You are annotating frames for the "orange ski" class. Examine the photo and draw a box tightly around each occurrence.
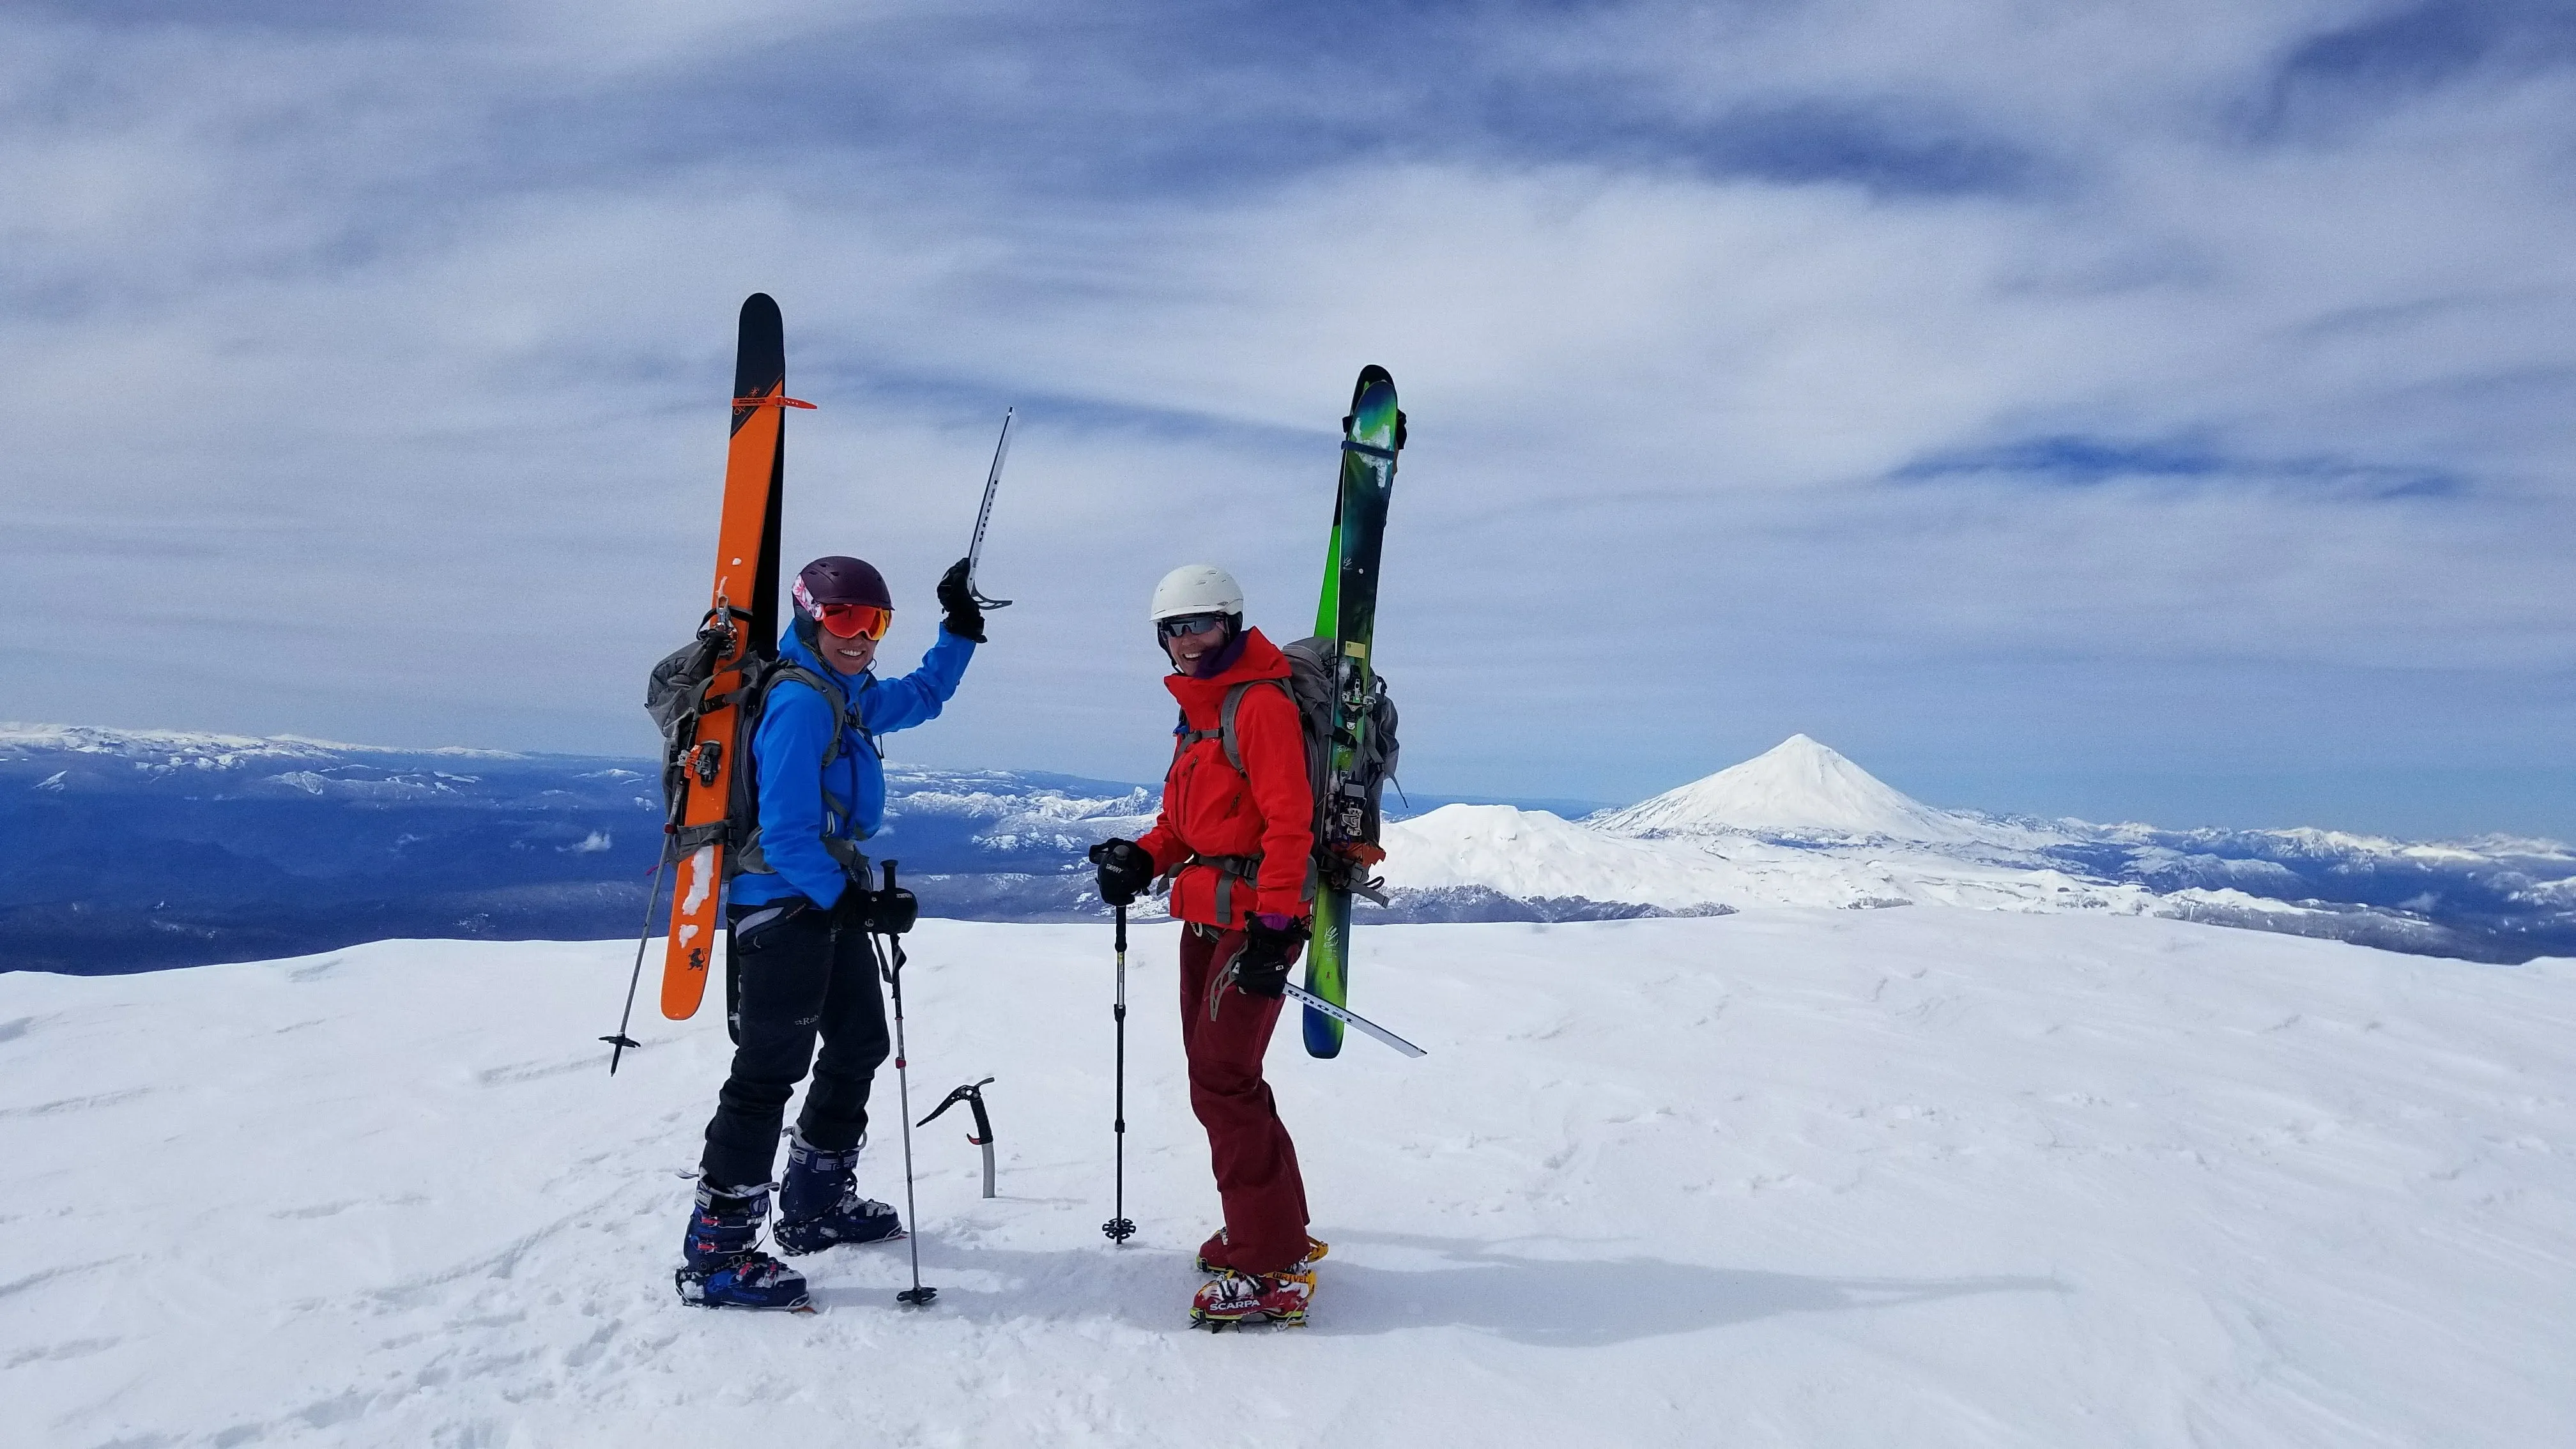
[660,295,797,1020]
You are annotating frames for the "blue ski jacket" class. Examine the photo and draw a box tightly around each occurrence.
[728,624,976,912]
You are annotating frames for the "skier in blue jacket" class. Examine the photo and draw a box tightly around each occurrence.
[677,554,983,1312]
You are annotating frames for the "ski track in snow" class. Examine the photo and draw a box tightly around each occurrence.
[3,916,2572,1446]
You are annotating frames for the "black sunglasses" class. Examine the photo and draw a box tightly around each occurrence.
[1158,613,1230,640]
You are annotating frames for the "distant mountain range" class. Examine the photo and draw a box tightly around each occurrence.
[1385,735,2576,962]
[6,724,2571,972]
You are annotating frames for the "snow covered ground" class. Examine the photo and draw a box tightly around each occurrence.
[6,912,2571,1446]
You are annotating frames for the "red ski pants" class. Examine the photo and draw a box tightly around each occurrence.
[1177,923,1311,1275]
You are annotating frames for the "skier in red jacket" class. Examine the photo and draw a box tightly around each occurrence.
[1090,563,1326,1327]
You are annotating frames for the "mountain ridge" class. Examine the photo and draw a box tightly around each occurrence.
[8,721,2573,970]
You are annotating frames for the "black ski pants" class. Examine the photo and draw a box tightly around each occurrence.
[698,900,889,1190]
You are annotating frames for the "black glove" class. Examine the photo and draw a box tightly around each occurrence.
[1087,838,1155,907]
[937,557,986,643]
[871,885,919,935]
[1229,915,1308,999]
[830,885,917,935]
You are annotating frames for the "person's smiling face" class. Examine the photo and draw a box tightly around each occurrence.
[1161,615,1229,673]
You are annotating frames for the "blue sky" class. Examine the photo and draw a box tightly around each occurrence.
[4,1,2572,838]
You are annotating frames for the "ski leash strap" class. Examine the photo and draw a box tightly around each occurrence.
[964,408,1014,609]
[1282,981,1425,1058]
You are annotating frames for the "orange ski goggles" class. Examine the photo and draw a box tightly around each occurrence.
[816,602,893,640]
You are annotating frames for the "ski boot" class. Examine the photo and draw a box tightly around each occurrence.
[675,1179,811,1312]
[1190,1266,1315,1329]
[772,1129,903,1255]
[1195,1227,1330,1274]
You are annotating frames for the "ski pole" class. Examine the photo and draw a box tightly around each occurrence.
[600,851,668,1074]
[1103,903,1137,1244]
[962,408,1015,610]
[876,859,937,1307]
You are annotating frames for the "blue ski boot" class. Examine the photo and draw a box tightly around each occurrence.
[773,1129,904,1255]
[675,1179,811,1311]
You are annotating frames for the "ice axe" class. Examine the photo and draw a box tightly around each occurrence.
[961,408,1014,610]
[919,1076,997,1199]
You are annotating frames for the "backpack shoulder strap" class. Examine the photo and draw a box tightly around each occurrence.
[762,662,852,767]
[1214,683,1253,772]
[1215,677,1294,774]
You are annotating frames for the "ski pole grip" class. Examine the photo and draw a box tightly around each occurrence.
[1114,903,1126,953]
[882,860,898,894]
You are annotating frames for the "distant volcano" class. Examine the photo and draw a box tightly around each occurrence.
[1589,734,1989,843]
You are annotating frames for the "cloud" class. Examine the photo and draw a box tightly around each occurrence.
[1,0,2571,834]
[2265,0,2576,117]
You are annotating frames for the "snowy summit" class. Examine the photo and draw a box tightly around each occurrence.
[5,915,2573,1445]
[1592,734,1986,843]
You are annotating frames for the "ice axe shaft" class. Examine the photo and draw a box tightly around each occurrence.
[963,408,1013,610]
[1281,981,1426,1058]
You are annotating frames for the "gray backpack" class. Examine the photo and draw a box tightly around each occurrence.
[1175,635,1400,909]
[646,636,872,881]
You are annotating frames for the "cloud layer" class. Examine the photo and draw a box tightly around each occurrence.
[4,1,2571,836]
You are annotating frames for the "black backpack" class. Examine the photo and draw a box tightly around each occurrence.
[1175,635,1400,910]
[646,630,874,882]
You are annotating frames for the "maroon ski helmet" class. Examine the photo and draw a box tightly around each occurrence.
[792,556,893,619]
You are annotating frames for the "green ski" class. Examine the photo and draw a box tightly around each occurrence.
[1305,365,1404,1058]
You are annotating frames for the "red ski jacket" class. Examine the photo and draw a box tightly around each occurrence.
[1137,627,1315,929]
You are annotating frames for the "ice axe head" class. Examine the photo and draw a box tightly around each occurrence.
[917,1075,996,1145]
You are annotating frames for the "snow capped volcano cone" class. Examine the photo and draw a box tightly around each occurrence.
[1593,734,1979,843]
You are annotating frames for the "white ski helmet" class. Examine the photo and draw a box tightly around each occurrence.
[1149,564,1245,623]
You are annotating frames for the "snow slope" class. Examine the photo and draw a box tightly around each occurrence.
[5,914,2570,1446]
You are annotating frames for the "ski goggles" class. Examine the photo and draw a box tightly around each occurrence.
[1157,612,1230,640]
[816,602,893,640]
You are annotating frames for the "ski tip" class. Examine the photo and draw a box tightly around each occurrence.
[1346,365,1399,436]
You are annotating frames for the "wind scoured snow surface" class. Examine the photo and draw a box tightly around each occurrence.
[4,914,2570,1446]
